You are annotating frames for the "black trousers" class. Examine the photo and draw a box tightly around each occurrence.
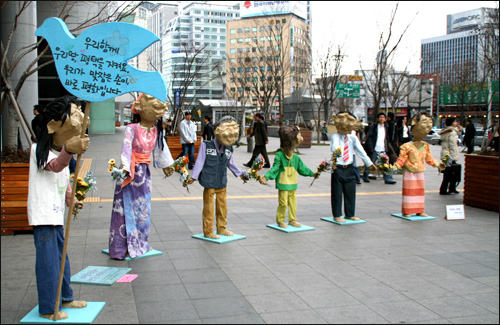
[331,165,356,218]
[440,163,461,194]
[465,139,474,154]
[248,144,270,166]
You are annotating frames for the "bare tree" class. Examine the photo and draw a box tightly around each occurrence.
[1,1,142,147]
[311,41,345,143]
[359,2,416,122]
[165,42,223,135]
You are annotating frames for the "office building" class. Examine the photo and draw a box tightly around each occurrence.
[226,1,311,116]
[161,2,240,107]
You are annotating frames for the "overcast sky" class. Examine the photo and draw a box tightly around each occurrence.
[310,1,498,75]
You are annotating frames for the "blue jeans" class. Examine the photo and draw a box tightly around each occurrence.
[182,143,195,169]
[363,151,394,182]
[33,225,74,315]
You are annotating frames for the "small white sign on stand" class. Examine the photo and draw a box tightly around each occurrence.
[445,204,465,220]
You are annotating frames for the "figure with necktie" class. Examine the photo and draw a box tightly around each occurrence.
[330,112,377,223]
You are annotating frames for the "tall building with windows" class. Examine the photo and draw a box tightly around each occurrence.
[161,2,240,106]
[226,1,311,116]
[149,3,179,72]
[421,7,497,84]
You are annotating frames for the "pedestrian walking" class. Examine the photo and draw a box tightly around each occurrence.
[244,113,271,168]
[180,110,197,169]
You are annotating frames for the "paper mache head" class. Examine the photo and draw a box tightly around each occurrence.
[279,125,303,150]
[411,112,433,141]
[132,94,168,123]
[214,116,239,146]
[332,112,360,135]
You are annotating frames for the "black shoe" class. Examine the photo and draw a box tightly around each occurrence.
[243,163,251,168]
[385,181,397,184]
[263,164,271,168]
[439,192,450,195]
[450,190,459,194]
[356,180,362,184]
[363,179,370,183]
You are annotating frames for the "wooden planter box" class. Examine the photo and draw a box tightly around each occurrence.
[299,130,312,148]
[165,136,202,161]
[464,155,499,212]
[1,163,31,235]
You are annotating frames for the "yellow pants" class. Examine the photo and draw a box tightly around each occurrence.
[277,190,297,223]
[202,187,228,236]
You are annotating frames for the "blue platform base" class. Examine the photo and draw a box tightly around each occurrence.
[101,248,163,261]
[321,217,367,225]
[192,233,246,244]
[392,213,436,221]
[71,266,131,286]
[266,223,315,233]
[20,302,106,324]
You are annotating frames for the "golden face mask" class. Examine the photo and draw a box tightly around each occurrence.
[411,115,433,141]
[215,120,239,146]
[333,113,359,135]
[136,94,167,123]
[48,103,89,148]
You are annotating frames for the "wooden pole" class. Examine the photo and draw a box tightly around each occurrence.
[52,101,90,319]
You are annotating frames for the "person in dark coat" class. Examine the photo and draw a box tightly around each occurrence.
[244,113,271,168]
[202,116,215,141]
[463,119,476,154]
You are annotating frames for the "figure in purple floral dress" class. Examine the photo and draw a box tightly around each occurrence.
[109,94,174,259]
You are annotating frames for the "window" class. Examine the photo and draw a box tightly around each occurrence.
[238,38,243,43]
[220,28,226,33]
[230,78,235,82]
[220,36,226,40]
[252,47,257,53]
[230,68,236,73]
[195,26,202,30]
[245,28,250,33]
[230,39,236,44]
[259,26,265,32]
[230,29,236,34]
[237,28,243,33]
[245,38,250,43]
[220,43,226,48]
[211,35,217,40]
[230,58,236,63]
[252,27,258,32]
[275,35,282,41]
[245,68,250,72]
[230,49,236,53]
[252,37,257,43]
[230,87,236,92]
[195,34,201,38]
[260,37,266,42]
[237,48,243,53]
[244,48,250,53]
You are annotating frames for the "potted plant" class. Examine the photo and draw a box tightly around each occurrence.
[1,146,32,234]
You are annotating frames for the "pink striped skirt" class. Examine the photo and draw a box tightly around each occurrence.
[402,171,425,215]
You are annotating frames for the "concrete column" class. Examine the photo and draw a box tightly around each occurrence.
[1,2,38,148]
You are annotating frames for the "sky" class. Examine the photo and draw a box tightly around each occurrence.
[310,1,498,75]
[158,1,497,75]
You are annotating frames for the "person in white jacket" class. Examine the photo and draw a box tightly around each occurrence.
[439,117,461,194]
[180,111,197,169]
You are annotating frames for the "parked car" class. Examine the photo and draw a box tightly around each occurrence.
[474,130,485,147]
[429,128,462,146]
[424,129,441,144]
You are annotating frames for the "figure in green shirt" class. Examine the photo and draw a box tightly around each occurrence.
[260,125,318,228]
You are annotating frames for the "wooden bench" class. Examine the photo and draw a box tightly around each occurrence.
[166,136,202,162]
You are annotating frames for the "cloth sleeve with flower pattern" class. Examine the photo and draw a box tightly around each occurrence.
[395,142,440,173]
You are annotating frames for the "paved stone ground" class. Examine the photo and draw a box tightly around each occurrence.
[2,127,498,324]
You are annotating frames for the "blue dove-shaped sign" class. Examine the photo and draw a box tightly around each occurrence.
[35,17,167,102]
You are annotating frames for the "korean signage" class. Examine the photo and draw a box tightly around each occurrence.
[335,83,360,98]
[241,1,307,20]
[449,9,482,33]
[439,81,499,105]
[35,17,167,102]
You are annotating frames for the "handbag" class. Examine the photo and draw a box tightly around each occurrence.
[444,163,462,186]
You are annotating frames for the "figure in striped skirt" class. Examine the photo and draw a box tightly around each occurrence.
[393,113,445,217]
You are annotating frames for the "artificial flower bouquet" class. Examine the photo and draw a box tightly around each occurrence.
[70,171,96,220]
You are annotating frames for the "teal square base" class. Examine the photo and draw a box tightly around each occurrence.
[101,248,163,261]
[266,224,315,233]
[71,266,131,286]
[392,213,436,221]
[321,217,367,225]
[20,302,106,324]
[192,233,246,244]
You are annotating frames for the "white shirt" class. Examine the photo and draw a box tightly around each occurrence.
[375,124,386,152]
[27,144,69,226]
[180,119,197,144]
[330,133,373,167]
[403,125,409,138]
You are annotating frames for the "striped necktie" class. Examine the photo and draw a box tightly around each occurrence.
[343,135,349,162]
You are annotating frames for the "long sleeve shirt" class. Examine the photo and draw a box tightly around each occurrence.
[395,142,440,173]
[180,119,197,144]
[330,133,374,167]
[191,138,242,180]
[264,149,314,191]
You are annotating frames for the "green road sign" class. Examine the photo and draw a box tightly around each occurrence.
[336,83,360,98]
